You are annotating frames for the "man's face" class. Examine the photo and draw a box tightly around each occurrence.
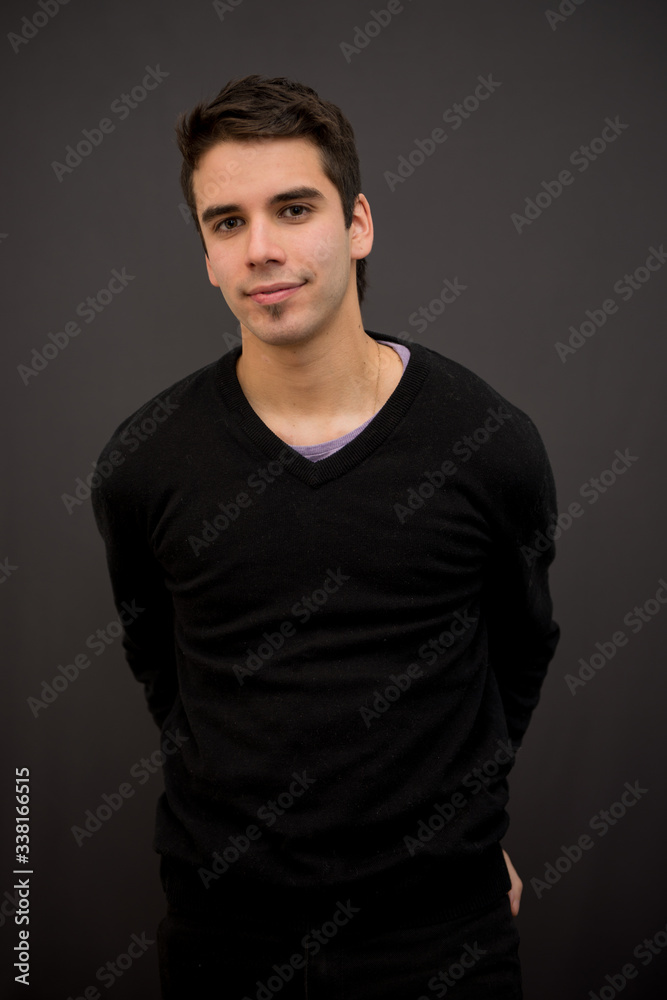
[192,137,371,347]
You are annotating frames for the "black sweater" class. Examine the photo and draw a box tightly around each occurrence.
[92,331,560,920]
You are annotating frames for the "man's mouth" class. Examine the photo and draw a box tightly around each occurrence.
[247,282,305,305]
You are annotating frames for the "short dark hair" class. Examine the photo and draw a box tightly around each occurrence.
[175,74,368,304]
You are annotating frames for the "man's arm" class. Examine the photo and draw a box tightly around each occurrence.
[92,481,179,729]
[483,414,561,750]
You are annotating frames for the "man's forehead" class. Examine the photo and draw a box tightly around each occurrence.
[193,136,329,209]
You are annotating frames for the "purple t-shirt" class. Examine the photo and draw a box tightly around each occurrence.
[290,341,410,462]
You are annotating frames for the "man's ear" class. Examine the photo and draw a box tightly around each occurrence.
[204,252,220,288]
[350,193,374,262]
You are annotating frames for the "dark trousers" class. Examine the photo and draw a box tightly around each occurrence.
[157,885,522,999]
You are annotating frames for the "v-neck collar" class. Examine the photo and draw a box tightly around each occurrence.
[214,331,431,488]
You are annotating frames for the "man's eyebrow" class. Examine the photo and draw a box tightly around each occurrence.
[200,187,325,226]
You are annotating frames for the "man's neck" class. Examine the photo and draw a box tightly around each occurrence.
[235,319,403,446]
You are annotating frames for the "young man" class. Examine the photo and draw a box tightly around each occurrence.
[92,75,560,998]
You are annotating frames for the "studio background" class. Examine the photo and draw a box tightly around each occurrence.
[2,0,666,996]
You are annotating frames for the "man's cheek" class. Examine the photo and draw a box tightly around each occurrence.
[224,290,245,317]
[311,231,339,264]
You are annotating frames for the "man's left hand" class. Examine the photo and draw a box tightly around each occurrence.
[502,849,523,916]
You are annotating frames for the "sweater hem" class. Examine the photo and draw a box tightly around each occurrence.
[158,842,511,928]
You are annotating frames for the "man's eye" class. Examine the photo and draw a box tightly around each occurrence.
[283,205,310,218]
[214,217,241,233]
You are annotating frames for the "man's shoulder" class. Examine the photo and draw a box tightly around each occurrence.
[377,332,554,495]
[375,331,537,429]
[95,355,223,462]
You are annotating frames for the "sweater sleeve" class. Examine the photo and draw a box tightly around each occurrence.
[91,476,179,729]
[482,415,561,749]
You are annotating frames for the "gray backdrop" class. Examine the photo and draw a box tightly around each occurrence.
[2,0,667,996]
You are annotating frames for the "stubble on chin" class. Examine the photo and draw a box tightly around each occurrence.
[264,301,285,321]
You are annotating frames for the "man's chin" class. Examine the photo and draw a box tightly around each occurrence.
[240,317,322,348]
[262,300,287,322]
